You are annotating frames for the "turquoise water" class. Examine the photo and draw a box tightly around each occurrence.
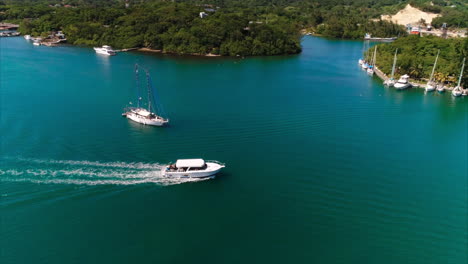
[1,36,466,263]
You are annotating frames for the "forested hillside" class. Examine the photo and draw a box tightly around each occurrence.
[0,0,466,56]
[371,35,467,86]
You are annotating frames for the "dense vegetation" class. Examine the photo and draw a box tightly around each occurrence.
[370,35,467,86]
[0,0,409,56]
[0,0,466,57]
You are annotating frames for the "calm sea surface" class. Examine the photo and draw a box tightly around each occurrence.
[1,36,466,263]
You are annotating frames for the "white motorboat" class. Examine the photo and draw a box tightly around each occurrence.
[394,74,411,90]
[425,50,439,92]
[123,107,168,126]
[162,159,225,178]
[93,45,116,55]
[358,58,364,65]
[361,63,368,70]
[122,64,169,126]
[452,58,465,97]
[24,35,31,40]
[32,42,40,46]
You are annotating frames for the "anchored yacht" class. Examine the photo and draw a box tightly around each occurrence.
[93,45,116,56]
[123,107,168,126]
[394,74,411,90]
[122,64,169,126]
[162,159,225,178]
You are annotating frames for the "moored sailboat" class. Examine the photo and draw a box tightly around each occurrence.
[436,84,445,93]
[122,64,169,126]
[452,58,465,97]
[425,50,440,92]
[367,46,377,75]
[384,49,398,87]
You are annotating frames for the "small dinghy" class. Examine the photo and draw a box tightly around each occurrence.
[162,159,225,178]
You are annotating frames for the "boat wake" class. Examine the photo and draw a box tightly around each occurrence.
[0,157,213,186]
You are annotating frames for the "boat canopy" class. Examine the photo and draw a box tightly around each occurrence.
[176,159,205,168]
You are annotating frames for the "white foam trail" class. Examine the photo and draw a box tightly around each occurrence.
[2,175,213,186]
[0,158,214,186]
[13,157,162,169]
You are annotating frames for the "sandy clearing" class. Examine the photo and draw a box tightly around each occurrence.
[381,4,440,26]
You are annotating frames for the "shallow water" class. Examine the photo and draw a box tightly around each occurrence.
[1,36,466,263]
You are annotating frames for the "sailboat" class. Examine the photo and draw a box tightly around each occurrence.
[358,40,367,65]
[425,50,440,92]
[436,84,445,93]
[384,49,398,87]
[452,58,465,97]
[367,46,377,75]
[122,64,169,126]
[361,41,369,70]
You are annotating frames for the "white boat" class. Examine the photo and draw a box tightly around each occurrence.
[452,58,465,97]
[452,88,462,97]
[367,46,377,76]
[425,50,440,92]
[32,42,40,46]
[425,82,436,92]
[93,45,116,55]
[162,159,225,178]
[436,84,445,93]
[385,49,398,87]
[122,64,169,126]
[24,35,31,40]
[360,41,369,69]
[124,107,168,126]
[394,74,411,90]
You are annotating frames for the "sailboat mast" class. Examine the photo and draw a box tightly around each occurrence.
[457,57,465,87]
[146,70,152,113]
[135,64,140,108]
[429,50,440,82]
[372,46,377,66]
[391,48,398,79]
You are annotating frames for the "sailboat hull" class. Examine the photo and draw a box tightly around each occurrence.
[452,89,462,97]
[425,84,436,92]
[126,112,168,126]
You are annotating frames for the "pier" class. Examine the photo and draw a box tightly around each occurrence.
[372,65,467,95]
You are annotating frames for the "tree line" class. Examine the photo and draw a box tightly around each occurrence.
[369,35,467,86]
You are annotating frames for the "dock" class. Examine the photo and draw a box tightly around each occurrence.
[372,66,467,95]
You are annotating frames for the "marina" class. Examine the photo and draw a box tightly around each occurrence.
[361,47,467,96]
